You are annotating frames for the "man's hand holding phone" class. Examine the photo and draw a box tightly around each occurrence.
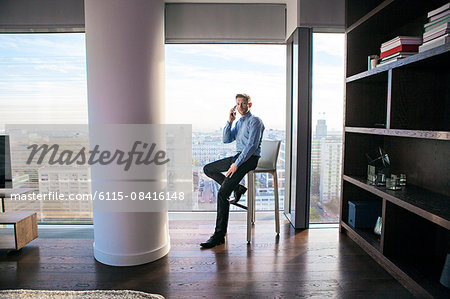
[228,105,237,123]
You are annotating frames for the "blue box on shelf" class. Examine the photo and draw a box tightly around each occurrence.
[348,200,381,229]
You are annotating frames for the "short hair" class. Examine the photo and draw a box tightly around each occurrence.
[236,93,251,103]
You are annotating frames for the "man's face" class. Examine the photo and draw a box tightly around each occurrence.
[236,97,251,116]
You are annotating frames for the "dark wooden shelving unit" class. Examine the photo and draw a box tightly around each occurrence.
[342,1,450,298]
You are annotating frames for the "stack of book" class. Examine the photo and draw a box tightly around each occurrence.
[378,36,422,66]
[419,2,450,52]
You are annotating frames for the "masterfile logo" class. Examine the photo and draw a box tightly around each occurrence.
[26,141,170,171]
[5,124,193,212]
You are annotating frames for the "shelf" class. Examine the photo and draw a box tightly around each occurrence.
[341,221,381,251]
[342,220,447,298]
[387,255,450,299]
[346,42,450,82]
[345,127,450,141]
[343,175,450,229]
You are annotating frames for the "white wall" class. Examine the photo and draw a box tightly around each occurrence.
[286,0,299,38]
[287,0,345,38]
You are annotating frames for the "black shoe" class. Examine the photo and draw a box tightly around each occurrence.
[200,234,225,248]
[230,185,247,204]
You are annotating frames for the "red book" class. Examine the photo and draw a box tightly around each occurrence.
[380,44,419,59]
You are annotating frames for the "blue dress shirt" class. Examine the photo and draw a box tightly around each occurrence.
[223,112,265,167]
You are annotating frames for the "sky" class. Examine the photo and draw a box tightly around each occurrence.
[0,34,88,124]
[0,33,344,131]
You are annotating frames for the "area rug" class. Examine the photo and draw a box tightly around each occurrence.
[0,289,164,299]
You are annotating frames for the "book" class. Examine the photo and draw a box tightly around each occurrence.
[424,16,450,32]
[381,36,422,49]
[423,27,450,43]
[423,22,450,39]
[378,53,415,66]
[427,2,450,18]
[381,39,422,51]
[380,52,416,62]
[419,34,450,52]
[380,44,419,59]
[430,9,450,22]
[378,57,403,66]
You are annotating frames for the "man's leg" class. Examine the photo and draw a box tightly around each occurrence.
[214,156,259,237]
[204,154,247,198]
[203,156,234,185]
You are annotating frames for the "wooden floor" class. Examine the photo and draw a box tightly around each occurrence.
[0,219,414,298]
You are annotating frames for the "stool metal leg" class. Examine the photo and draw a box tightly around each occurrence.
[247,172,254,243]
[273,171,280,235]
[251,172,256,224]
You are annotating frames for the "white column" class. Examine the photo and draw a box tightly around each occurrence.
[84,0,169,266]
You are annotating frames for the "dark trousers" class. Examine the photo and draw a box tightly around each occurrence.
[203,154,259,236]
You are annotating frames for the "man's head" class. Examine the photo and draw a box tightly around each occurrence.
[235,93,252,116]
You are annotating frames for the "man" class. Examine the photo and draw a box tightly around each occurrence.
[201,93,265,248]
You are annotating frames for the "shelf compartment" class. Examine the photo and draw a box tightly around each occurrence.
[344,175,450,229]
[346,0,387,30]
[343,222,382,252]
[341,219,444,299]
[341,180,383,251]
[384,137,450,197]
[383,201,450,299]
[346,0,449,77]
[344,133,450,197]
[347,43,450,83]
[343,132,385,177]
[390,56,450,131]
[345,72,388,128]
[345,127,450,141]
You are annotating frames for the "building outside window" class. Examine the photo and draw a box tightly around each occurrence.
[309,33,345,223]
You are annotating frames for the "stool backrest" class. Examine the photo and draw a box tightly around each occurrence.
[256,140,281,170]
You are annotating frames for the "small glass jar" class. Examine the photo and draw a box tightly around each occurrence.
[368,55,379,70]
[399,174,407,186]
[386,175,401,190]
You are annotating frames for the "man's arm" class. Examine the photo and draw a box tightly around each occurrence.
[223,106,238,143]
[234,117,264,167]
[223,121,236,143]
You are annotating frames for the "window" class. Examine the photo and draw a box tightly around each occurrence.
[309,33,345,223]
[0,34,90,223]
[1,37,287,221]
[165,44,286,211]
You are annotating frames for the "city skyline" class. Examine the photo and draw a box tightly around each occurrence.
[7,119,341,223]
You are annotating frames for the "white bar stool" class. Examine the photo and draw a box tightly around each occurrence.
[246,140,281,243]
